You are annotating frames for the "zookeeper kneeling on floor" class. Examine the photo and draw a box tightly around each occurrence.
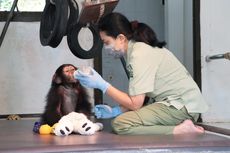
[74,12,209,135]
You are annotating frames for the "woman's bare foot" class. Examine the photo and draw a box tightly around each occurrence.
[195,125,204,131]
[173,119,205,135]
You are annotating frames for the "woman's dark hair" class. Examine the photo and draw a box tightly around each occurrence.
[98,12,166,48]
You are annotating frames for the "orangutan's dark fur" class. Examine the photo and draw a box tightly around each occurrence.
[41,64,91,126]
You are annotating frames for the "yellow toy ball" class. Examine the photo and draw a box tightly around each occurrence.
[39,124,52,135]
[51,123,58,134]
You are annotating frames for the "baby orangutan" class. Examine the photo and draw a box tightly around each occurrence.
[41,64,92,126]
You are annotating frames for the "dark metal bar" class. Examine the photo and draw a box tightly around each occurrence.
[208,54,224,59]
[193,0,202,89]
[0,12,42,22]
[197,123,230,136]
[0,0,18,47]
[206,52,230,62]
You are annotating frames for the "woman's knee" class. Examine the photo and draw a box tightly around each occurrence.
[111,112,142,135]
[111,115,128,134]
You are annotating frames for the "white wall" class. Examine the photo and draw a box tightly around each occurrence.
[200,0,230,122]
[164,0,193,76]
[0,22,93,115]
[164,0,184,63]
[0,0,96,115]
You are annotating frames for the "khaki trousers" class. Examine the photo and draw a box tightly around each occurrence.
[112,103,199,135]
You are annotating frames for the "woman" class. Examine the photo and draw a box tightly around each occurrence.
[75,12,209,135]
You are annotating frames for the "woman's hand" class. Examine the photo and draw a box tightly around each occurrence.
[74,67,110,93]
[94,104,122,119]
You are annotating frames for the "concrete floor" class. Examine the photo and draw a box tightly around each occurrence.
[0,118,230,153]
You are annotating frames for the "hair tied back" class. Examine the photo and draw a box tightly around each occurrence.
[131,20,139,31]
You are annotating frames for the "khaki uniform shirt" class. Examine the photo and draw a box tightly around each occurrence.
[126,41,209,113]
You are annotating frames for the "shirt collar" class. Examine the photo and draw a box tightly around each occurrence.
[127,40,135,57]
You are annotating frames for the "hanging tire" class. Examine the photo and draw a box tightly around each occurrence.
[67,0,79,32]
[40,0,68,48]
[67,23,103,59]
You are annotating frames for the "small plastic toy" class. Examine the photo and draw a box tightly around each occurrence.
[33,121,42,133]
[39,124,52,135]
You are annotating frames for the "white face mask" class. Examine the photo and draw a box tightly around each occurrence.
[104,44,125,58]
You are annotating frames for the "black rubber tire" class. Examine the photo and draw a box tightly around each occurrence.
[67,0,79,33]
[67,23,103,59]
[40,0,68,48]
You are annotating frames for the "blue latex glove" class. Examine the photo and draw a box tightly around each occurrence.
[94,104,122,119]
[74,67,110,94]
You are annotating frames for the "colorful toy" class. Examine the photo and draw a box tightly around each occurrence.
[7,114,21,120]
[33,121,42,133]
[53,112,103,136]
[39,124,52,135]
[33,121,58,135]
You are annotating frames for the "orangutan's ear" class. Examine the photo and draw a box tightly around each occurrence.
[52,73,62,84]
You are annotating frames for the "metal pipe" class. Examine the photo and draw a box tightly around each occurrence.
[205,52,230,62]
[0,0,18,47]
